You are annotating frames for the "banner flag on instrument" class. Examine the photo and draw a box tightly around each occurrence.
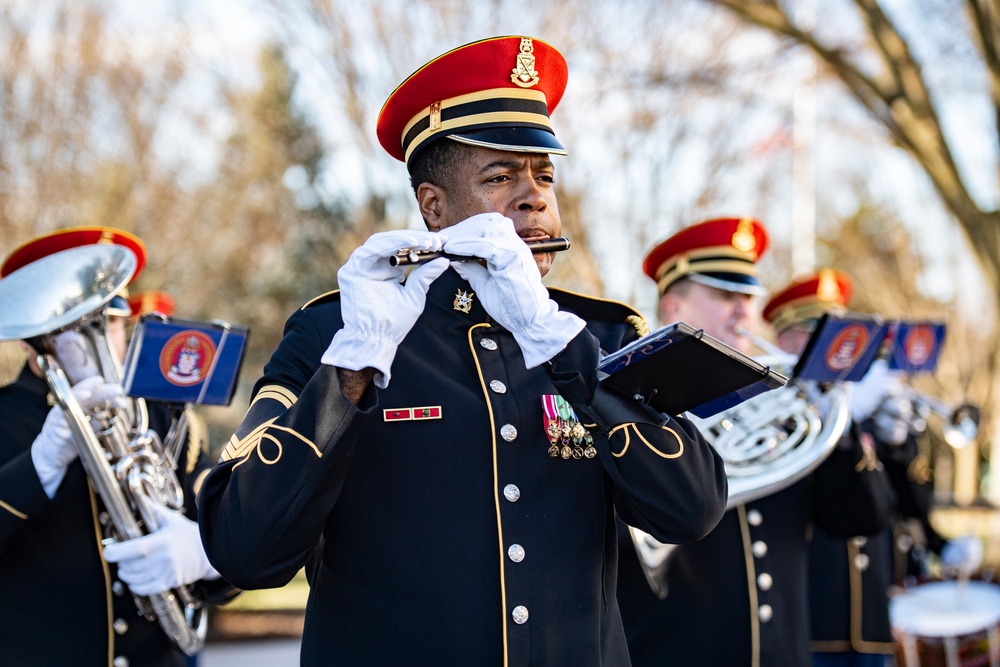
[122,315,249,406]
[597,321,787,417]
[886,321,946,374]
[793,313,889,383]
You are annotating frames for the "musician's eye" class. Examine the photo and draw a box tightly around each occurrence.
[486,174,510,183]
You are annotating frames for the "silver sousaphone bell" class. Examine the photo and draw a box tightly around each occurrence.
[0,243,136,342]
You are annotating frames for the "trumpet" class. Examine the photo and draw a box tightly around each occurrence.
[877,386,980,449]
[389,237,571,266]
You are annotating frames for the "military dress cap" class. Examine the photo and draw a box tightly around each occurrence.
[128,290,175,318]
[376,36,568,167]
[763,268,852,334]
[643,217,769,296]
[1,226,147,317]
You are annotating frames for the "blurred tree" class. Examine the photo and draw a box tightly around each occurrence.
[709,0,1000,501]
[265,0,801,313]
[818,201,989,500]
[0,2,205,381]
[155,44,350,370]
[0,4,356,447]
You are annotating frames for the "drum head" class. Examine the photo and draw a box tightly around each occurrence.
[890,581,1000,638]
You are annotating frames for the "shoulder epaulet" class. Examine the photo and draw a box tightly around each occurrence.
[300,290,341,311]
[549,287,650,337]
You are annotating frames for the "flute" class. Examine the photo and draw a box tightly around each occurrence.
[389,237,571,267]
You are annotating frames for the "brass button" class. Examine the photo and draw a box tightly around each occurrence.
[113,618,129,635]
[759,604,773,623]
[752,540,768,558]
[503,484,520,502]
[512,605,529,624]
[113,658,130,667]
[490,380,507,394]
[501,424,517,442]
[508,544,525,562]
[757,573,773,591]
[747,509,763,526]
[854,553,870,572]
[852,536,868,547]
[480,338,498,351]
[111,581,126,596]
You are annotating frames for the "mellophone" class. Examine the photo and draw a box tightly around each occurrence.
[389,237,571,266]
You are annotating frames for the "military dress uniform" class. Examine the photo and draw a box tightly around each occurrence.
[771,270,897,664]
[807,422,952,659]
[0,227,236,667]
[618,430,891,667]
[0,367,234,667]
[617,237,892,667]
[808,474,897,658]
[198,267,727,666]
[879,429,948,580]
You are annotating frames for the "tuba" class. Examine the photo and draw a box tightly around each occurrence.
[0,244,207,655]
[629,331,850,598]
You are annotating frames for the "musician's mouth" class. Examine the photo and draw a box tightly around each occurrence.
[516,226,554,243]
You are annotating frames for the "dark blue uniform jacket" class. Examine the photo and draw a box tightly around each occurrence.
[198,268,728,667]
[0,366,235,667]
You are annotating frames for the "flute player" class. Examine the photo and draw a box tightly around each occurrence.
[197,35,727,666]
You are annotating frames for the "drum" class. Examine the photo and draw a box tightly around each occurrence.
[890,580,1000,667]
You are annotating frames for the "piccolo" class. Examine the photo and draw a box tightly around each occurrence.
[389,237,571,267]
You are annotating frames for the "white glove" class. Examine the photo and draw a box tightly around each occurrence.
[850,359,901,423]
[941,535,983,577]
[52,330,101,385]
[440,213,585,368]
[321,230,450,388]
[103,503,221,596]
[31,376,126,498]
[871,393,914,445]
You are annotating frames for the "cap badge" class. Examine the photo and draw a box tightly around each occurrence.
[731,217,757,253]
[817,269,841,302]
[511,38,540,88]
[454,289,475,313]
[429,100,442,131]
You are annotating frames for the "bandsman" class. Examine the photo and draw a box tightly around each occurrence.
[196,36,728,666]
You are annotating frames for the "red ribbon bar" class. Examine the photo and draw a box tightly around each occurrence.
[383,408,413,421]
[412,406,442,420]
[383,406,442,422]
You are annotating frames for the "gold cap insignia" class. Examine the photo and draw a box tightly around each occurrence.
[429,100,442,130]
[511,38,540,88]
[731,218,757,253]
[817,269,841,302]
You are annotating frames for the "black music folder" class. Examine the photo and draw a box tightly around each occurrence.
[597,321,786,418]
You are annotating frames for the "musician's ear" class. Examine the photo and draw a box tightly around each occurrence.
[417,183,447,231]
[658,291,682,324]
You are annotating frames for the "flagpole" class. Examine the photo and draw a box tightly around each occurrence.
[791,0,817,277]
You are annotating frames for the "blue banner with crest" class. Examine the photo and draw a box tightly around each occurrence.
[793,314,889,383]
[122,315,249,406]
[886,321,946,374]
